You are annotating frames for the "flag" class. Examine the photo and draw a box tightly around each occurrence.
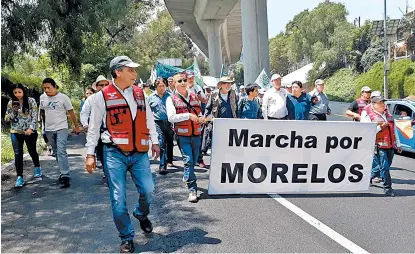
[193,56,204,88]
[150,67,157,84]
[220,64,229,77]
[254,69,271,89]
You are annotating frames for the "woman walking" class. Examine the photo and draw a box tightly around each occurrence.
[5,83,42,187]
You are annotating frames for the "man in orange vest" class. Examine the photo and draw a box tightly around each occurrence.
[361,91,402,197]
[166,72,205,203]
[85,56,160,253]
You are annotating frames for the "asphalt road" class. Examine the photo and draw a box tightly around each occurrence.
[2,101,415,253]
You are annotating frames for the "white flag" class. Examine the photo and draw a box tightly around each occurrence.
[254,69,271,89]
[150,68,157,84]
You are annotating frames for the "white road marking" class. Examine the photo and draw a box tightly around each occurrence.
[269,194,369,254]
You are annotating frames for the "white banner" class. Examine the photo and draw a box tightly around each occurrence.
[208,119,377,195]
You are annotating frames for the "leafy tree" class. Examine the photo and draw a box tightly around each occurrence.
[269,33,290,75]
[361,38,384,72]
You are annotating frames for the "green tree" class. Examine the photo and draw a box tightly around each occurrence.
[361,38,384,72]
[269,33,290,75]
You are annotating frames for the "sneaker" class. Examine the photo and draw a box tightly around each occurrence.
[119,240,134,253]
[58,174,71,188]
[159,168,168,175]
[33,167,42,178]
[384,188,395,197]
[206,149,211,155]
[188,191,198,203]
[167,162,174,167]
[133,211,153,233]
[373,177,382,183]
[15,176,24,188]
[199,161,207,168]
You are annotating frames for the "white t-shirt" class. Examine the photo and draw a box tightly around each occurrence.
[39,92,73,131]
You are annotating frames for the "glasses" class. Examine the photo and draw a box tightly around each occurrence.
[176,79,187,84]
[97,83,108,87]
[363,91,371,94]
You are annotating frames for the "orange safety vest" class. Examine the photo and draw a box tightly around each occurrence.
[356,98,369,115]
[171,92,202,136]
[364,104,396,149]
[102,84,150,152]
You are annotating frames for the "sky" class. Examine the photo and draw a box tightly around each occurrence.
[267,0,414,38]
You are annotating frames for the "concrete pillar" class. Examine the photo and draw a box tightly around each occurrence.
[241,0,269,85]
[206,20,223,77]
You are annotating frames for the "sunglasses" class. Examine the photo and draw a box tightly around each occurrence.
[97,83,108,87]
[177,79,187,84]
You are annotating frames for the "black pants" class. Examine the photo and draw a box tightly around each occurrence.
[309,113,327,121]
[11,132,40,177]
[268,116,288,120]
[155,120,174,168]
[96,138,104,163]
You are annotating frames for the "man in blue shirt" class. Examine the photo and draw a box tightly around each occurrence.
[237,83,262,119]
[148,77,174,174]
[286,81,315,120]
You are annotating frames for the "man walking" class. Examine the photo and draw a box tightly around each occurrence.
[148,77,175,175]
[80,75,110,166]
[262,74,288,120]
[309,79,331,120]
[85,56,160,253]
[361,91,402,196]
[166,72,205,202]
[204,76,238,119]
[346,86,372,121]
[286,81,315,120]
[39,78,80,188]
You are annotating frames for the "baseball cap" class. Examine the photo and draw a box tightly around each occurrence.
[259,88,266,94]
[110,56,140,70]
[167,77,173,81]
[271,74,281,81]
[370,91,385,102]
[361,86,372,92]
[286,83,292,88]
[185,70,195,77]
[315,79,325,85]
[240,85,245,89]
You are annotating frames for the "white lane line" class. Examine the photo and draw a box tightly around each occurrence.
[269,194,369,254]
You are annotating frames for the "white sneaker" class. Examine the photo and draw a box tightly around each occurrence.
[188,191,198,203]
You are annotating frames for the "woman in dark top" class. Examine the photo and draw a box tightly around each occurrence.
[286,81,316,120]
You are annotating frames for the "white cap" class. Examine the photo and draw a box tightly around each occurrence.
[271,74,281,81]
[361,86,372,92]
[259,88,266,94]
[240,85,245,89]
[315,79,325,85]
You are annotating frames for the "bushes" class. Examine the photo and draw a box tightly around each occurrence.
[355,59,415,98]
[325,68,357,102]
[325,59,415,102]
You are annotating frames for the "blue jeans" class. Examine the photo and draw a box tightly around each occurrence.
[371,148,394,189]
[177,135,201,192]
[103,145,155,241]
[45,129,70,175]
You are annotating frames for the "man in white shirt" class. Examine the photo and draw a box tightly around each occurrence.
[166,72,206,203]
[262,74,288,120]
[85,56,160,253]
[80,75,109,128]
[39,78,80,188]
[80,75,109,168]
[361,91,402,197]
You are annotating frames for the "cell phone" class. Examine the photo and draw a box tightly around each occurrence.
[12,101,20,107]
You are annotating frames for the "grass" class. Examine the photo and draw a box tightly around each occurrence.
[1,128,48,165]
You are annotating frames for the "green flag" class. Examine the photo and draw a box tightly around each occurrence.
[193,57,204,88]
